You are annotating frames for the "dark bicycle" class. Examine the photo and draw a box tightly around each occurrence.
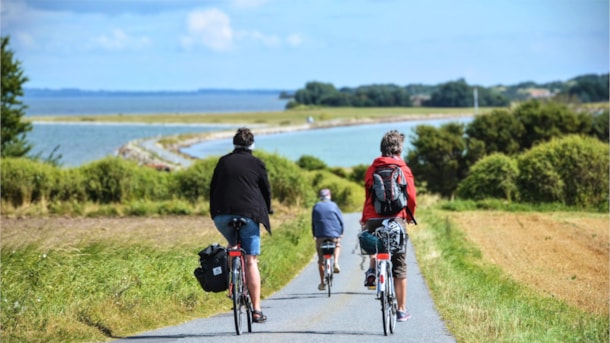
[227,217,253,335]
[320,240,336,297]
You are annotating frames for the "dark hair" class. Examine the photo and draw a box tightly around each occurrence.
[380,130,404,156]
[233,127,254,147]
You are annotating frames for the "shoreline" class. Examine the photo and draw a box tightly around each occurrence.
[118,112,475,169]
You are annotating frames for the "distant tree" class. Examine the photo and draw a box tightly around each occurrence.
[406,122,470,198]
[466,109,524,155]
[424,79,472,107]
[513,99,592,149]
[566,73,609,103]
[294,81,338,105]
[1,36,32,157]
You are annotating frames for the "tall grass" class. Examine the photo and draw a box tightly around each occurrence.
[1,211,313,343]
[410,209,609,343]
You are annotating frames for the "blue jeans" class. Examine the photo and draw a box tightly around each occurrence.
[213,214,261,256]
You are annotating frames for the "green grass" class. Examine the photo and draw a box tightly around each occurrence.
[25,106,481,126]
[410,209,609,343]
[439,198,608,213]
[0,211,313,343]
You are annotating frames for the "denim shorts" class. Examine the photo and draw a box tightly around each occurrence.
[213,214,261,256]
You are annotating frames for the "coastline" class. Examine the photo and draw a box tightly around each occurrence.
[117,112,474,169]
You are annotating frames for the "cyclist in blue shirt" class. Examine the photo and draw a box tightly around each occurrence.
[312,188,344,291]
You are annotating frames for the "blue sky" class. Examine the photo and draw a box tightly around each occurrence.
[1,0,608,91]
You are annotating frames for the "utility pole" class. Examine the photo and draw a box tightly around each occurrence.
[473,87,479,115]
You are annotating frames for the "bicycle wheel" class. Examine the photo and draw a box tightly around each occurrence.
[380,288,389,336]
[326,257,333,297]
[245,291,253,332]
[232,257,244,335]
[387,273,396,334]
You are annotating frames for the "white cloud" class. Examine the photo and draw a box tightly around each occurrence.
[94,28,150,51]
[181,8,233,52]
[287,33,303,47]
[231,0,270,9]
[236,30,280,47]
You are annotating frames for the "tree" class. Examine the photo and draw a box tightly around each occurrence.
[1,36,32,157]
[406,122,470,198]
[465,109,525,155]
[513,99,592,149]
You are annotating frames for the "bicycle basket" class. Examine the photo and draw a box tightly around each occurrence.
[376,219,407,254]
[320,240,336,255]
[358,231,386,255]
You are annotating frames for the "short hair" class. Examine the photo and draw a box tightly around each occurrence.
[380,130,404,157]
[233,127,254,147]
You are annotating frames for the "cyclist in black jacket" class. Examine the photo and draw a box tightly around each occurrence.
[210,127,272,323]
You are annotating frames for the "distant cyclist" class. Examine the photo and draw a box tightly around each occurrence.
[312,188,344,291]
[360,130,417,322]
[210,127,272,323]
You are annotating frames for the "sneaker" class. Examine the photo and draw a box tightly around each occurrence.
[364,268,375,287]
[333,264,341,273]
[397,310,411,322]
[318,283,326,291]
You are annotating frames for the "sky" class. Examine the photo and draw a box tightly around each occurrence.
[1,0,608,91]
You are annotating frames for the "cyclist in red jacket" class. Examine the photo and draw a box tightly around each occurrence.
[360,130,416,322]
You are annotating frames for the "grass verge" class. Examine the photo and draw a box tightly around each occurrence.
[410,209,609,343]
[1,210,313,343]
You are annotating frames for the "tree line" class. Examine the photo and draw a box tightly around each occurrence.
[405,99,609,208]
[286,74,609,108]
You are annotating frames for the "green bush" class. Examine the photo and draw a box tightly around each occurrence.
[256,151,314,207]
[80,157,140,204]
[0,157,58,206]
[296,154,327,171]
[51,168,87,202]
[456,153,519,201]
[171,158,218,203]
[517,135,609,208]
[308,169,364,212]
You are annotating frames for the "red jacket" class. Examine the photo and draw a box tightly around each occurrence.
[360,156,417,224]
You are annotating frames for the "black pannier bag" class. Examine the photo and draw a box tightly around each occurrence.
[194,243,229,293]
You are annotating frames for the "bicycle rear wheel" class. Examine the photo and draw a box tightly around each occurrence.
[245,290,253,332]
[232,257,244,335]
[380,289,389,336]
[325,257,333,297]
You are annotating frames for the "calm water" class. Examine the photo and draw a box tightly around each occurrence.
[30,122,238,167]
[24,92,472,167]
[182,117,473,167]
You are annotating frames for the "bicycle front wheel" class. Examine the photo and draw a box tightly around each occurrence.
[387,273,396,334]
[232,257,244,335]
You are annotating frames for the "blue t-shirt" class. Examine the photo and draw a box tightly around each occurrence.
[312,200,344,238]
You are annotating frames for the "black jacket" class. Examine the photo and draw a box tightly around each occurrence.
[209,148,272,234]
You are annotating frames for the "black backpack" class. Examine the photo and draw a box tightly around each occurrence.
[371,164,408,215]
[194,243,229,293]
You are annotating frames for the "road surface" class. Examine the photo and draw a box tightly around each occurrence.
[112,213,456,342]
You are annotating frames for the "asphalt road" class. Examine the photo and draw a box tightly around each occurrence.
[112,213,456,342]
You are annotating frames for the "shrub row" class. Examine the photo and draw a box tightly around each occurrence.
[456,135,609,209]
[1,151,364,213]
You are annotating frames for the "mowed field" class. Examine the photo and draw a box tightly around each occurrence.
[442,211,609,316]
[3,210,607,318]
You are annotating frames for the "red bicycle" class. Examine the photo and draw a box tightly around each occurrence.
[227,217,253,335]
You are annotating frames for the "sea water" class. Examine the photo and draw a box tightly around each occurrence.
[181,117,473,167]
[23,91,472,167]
